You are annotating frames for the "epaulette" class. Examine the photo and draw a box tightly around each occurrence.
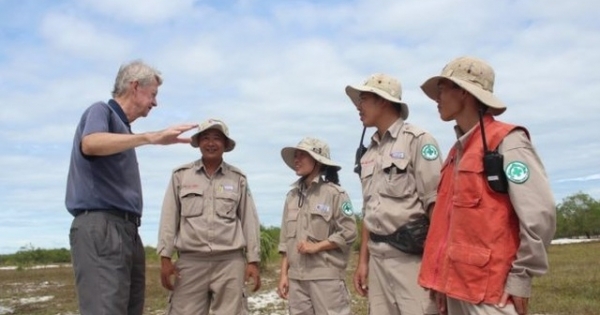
[402,123,427,138]
[325,181,346,194]
[224,163,247,178]
[172,161,195,173]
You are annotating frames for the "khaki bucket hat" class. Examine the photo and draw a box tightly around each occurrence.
[190,118,236,152]
[421,56,507,115]
[281,137,341,171]
[345,73,409,120]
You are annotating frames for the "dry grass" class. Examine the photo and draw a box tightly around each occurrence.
[528,241,600,315]
[0,265,78,314]
[1,242,598,314]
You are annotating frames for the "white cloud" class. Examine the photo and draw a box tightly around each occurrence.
[40,12,133,60]
[77,0,197,24]
[557,174,600,183]
[0,72,111,125]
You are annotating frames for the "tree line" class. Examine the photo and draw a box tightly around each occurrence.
[555,192,600,239]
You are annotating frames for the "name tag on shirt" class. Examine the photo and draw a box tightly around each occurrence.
[316,204,330,213]
[390,151,405,159]
[220,184,235,192]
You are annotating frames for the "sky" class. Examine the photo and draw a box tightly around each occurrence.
[0,0,599,254]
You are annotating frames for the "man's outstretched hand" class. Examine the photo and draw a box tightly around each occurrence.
[150,124,198,145]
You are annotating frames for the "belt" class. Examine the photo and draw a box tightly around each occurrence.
[79,209,141,227]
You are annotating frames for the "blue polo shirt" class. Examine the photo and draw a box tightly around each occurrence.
[65,100,143,217]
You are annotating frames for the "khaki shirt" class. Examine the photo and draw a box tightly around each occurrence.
[157,160,261,263]
[278,177,357,280]
[360,118,443,256]
[454,125,556,297]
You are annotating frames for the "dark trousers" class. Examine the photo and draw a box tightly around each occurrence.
[69,211,145,315]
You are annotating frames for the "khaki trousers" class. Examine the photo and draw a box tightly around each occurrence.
[167,252,247,315]
[446,296,518,315]
[288,279,352,315]
[368,252,437,315]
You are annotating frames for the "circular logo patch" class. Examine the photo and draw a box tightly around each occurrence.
[341,201,354,217]
[421,144,439,161]
[505,161,529,184]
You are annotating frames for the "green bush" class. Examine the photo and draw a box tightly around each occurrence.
[145,246,160,263]
[259,225,280,270]
[556,192,600,239]
[0,244,71,267]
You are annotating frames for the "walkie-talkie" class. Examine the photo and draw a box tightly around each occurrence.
[479,107,508,193]
[354,127,368,175]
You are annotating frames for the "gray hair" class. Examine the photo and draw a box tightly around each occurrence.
[111,60,163,98]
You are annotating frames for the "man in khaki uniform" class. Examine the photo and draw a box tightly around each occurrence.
[277,137,357,315]
[418,56,556,315]
[347,74,442,315]
[157,118,261,315]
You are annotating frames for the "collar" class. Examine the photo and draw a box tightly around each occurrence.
[291,174,323,190]
[292,176,324,209]
[454,114,496,149]
[372,117,405,144]
[107,99,131,131]
[194,159,225,175]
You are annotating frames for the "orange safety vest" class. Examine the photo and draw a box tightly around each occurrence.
[418,115,529,304]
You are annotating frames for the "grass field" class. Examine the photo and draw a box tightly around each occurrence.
[1,241,599,315]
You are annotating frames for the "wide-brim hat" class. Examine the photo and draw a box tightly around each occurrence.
[190,118,236,152]
[421,56,506,115]
[281,137,341,171]
[345,73,409,120]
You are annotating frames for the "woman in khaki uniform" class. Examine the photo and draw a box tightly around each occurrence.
[277,137,358,315]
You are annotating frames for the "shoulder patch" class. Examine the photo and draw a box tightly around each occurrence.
[341,201,354,217]
[505,161,529,184]
[421,144,439,161]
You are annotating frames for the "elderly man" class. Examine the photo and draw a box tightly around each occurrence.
[66,59,197,315]
[158,118,261,315]
[418,56,556,315]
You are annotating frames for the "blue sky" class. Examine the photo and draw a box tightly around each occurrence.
[1,0,599,254]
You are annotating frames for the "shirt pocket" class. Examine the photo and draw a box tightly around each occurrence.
[308,206,333,241]
[215,190,239,221]
[453,154,483,208]
[380,158,414,198]
[179,187,204,217]
[285,208,300,238]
